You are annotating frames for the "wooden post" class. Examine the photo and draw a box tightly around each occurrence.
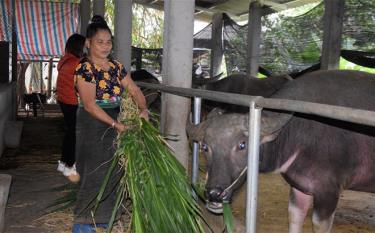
[114,0,132,70]
[11,0,16,83]
[210,13,223,77]
[93,0,105,17]
[47,58,53,98]
[321,0,344,70]
[246,2,262,77]
[39,62,44,94]
[11,0,17,119]
[80,0,91,35]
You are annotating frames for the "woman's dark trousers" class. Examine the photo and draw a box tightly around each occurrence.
[59,101,78,167]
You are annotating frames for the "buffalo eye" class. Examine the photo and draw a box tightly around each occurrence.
[238,141,246,150]
[201,143,209,152]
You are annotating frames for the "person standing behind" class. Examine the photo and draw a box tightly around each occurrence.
[56,33,86,182]
[72,15,148,232]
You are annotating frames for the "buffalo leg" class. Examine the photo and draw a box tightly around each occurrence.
[312,212,335,233]
[311,192,339,233]
[288,187,312,233]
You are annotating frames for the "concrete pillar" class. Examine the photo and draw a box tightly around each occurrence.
[161,0,195,169]
[210,13,223,77]
[80,0,91,35]
[93,0,105,17]
[114,0,132,70]
[246,2,262,77]
[321,0,344,70]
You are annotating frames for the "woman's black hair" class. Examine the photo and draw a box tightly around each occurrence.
[65,33,86,58]
[86,15,112,39]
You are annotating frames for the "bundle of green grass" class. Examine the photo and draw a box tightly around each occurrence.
[95,93,205,233]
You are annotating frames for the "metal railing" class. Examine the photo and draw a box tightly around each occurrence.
[136,81,375,233]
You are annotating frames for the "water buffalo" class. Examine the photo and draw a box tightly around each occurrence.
[200,73,292,113]
[131,69,160,109]
[187,70,375,233]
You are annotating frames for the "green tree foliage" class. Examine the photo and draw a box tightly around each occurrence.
[105,1,163,49]
[132,4,163,48]
[342,0,375,52]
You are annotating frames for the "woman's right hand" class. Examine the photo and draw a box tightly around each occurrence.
[113,121,128,133]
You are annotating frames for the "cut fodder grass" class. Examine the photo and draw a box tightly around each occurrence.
[94,93,206,233]
[33,208,74,233]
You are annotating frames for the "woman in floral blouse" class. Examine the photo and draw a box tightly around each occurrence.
[72,15,148,233]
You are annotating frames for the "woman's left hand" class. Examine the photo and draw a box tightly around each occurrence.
[139,109,149,121]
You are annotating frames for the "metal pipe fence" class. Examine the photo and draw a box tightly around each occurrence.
[136,81,375,233]
[137,82,375,127]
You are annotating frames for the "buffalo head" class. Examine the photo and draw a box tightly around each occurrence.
[187,110,291,213]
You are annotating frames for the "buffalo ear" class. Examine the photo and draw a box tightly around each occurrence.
[186,119,207,142]
[261,131,280,144]
[261,110,293,136]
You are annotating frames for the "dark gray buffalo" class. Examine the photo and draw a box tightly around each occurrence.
[187,70,375,233]
[201,73,292,113]
[131,69,160,109]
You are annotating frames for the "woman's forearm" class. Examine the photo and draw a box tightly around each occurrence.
[131,86,147,111]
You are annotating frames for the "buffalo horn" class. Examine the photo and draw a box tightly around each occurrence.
[192,72,223,86]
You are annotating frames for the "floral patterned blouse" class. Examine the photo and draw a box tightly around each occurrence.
[74,57,127,108]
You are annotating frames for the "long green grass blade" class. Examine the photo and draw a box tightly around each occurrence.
[93,155,119,214]
[223,203,234,233]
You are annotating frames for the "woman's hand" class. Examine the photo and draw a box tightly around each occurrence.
[139,109,149,121]
[113,121,131,133]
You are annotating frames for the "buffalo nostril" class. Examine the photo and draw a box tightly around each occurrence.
[206,188,224,202]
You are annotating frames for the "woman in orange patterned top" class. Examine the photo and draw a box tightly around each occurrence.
[56,33,85,180]
[72,15,148,233]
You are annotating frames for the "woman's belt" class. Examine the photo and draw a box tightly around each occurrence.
[78,100,120,109]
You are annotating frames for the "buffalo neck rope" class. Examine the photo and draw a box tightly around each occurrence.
[221,166,248,201]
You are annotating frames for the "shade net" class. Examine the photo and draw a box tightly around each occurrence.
[193,0,375,75]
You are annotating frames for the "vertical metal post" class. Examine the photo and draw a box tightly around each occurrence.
[192,97,202,184]
[246,101,261,233]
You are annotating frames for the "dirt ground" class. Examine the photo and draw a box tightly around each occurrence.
[229,175,375,233]
[1,105,375,233]
[0,106,74,233]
